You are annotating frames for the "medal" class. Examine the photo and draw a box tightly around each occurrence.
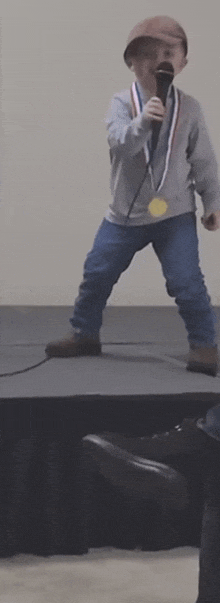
[148,197,168,217]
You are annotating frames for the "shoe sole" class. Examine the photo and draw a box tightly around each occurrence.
[45,344,102,358]
[186,362,218,377]
[82,436,189,510]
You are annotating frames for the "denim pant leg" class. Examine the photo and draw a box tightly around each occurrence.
[69,218,150,336]
[152,212,217,347]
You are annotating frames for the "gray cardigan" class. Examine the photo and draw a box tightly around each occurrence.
[104,84,220,226]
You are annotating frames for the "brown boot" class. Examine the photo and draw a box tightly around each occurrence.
[186,345,219,377]
[45,332,101,358]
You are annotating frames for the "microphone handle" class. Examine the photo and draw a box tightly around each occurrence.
[150,79,171,162]
[156,78,171,107]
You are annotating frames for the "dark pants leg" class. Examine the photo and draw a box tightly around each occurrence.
[195,453,220,603]
[195,406,220,601]
[197,405,220,442]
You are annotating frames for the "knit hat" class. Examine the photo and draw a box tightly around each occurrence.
[124,16,188,67]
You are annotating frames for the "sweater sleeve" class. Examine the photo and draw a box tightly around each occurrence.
[187,100,220,216]
[104,93,152,158]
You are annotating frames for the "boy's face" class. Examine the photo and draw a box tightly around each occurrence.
[129,38,187,94]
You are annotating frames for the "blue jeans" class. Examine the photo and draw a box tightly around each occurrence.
[70,213,217,347]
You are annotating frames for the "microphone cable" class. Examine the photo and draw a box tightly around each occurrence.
[0,356,51,377]
[125,163,150,223]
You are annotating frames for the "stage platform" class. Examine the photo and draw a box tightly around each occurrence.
[0,306,220,558]
[1,306,220,397]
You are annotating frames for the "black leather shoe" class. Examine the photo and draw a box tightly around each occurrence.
[82,435,189,510]
[88,418,218,463]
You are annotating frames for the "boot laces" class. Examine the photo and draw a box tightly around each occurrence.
[152,425,182,440]
[151,418,198,440]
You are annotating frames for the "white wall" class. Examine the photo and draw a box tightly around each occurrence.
[1,0,220,305]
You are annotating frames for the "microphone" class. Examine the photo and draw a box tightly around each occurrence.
[150,61,174,161]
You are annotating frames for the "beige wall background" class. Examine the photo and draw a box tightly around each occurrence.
[1,0,220,306]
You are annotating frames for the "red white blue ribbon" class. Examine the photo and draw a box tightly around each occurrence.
[130,82,180,193]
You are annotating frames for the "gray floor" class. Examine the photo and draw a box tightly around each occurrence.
[0,547,199,603]
[1,306,220,398]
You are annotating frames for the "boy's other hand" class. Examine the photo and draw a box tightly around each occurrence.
[201,211,220,231]
[143,97,165,122]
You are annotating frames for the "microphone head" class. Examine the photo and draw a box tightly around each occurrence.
[155,62,174,84]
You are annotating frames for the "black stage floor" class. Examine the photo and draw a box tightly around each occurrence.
[0,306,220,557]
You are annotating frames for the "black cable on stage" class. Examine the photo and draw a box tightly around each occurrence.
[0,357,51,378]
[0,343,219,378]
[0,342,140,377]
[0,342,151,377]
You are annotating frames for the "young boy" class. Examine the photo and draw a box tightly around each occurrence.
[45,15,220,376]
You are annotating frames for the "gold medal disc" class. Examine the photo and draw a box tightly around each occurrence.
[148,198,168,217]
